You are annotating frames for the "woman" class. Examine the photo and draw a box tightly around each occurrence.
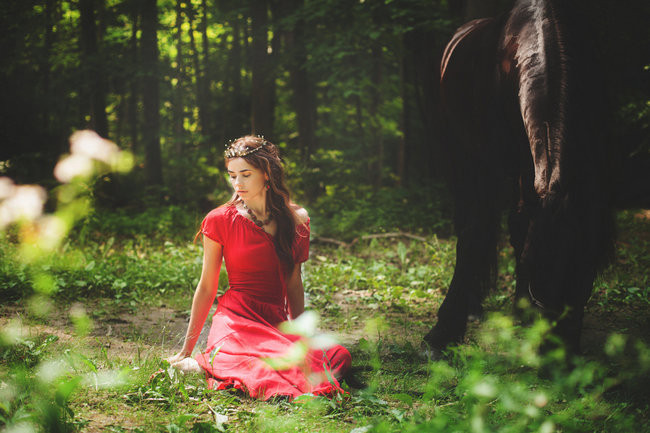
[167,135,351,400]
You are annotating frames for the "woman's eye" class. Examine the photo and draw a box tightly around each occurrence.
[243,175,251,178]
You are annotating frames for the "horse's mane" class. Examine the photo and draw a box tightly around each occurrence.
[505,0,570,201]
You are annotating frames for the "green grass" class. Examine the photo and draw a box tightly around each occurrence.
[1,210,649,432]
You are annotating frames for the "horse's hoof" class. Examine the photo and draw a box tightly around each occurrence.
[341,370,366,389]
[419,340,445,361]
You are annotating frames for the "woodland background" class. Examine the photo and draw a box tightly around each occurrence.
[2,0,649,228]
[1,1,650,432]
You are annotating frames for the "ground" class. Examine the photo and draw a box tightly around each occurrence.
[1,210,648,432]
[1,278,648,431]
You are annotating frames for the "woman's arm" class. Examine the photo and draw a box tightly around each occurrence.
[169,236,223,360]
[286,263,305,319]
[286,205,309,320]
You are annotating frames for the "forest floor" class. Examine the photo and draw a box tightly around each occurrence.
[2,286,649,432]
[1,210,649,432]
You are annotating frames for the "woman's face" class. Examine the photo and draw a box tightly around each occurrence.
[227,157,268,202]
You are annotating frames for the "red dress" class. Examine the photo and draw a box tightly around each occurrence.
[195,205,351,400]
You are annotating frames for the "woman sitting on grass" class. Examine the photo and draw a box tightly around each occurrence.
[166,135,351,400]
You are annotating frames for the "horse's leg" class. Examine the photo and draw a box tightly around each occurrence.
[552,260,597,355]
[424,185,499,352]
[508,177,530,312]
[507,167,543,321]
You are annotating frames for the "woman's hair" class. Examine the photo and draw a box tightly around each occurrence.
[224,135,298,268]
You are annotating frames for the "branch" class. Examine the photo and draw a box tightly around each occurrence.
[312,232,431,248]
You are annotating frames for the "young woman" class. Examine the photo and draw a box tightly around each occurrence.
[167,135,351,400]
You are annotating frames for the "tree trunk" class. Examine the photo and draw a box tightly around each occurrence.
[283,0,317,162]
[127,1,139,152]
[173,0,185,155]
[403,28,440,181]
[186,2,210,140]
[79,0,108,138]
[397,37,408,186]
[228,13,244,138]
[141,0,163,187]
[369,43,383,189]
[42,0,54,133]
[199,0,213,141]
[250,0,274,136]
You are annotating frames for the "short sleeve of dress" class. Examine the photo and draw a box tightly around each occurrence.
[201,206,229,246]
[293,221,311,264]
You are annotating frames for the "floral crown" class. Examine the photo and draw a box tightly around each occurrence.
[224,137,268,158]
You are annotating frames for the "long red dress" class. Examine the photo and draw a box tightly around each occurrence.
[194,205,351,400]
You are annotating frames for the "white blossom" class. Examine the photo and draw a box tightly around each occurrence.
[70,129,120,164]
[54,153,94,183]
[0,176,15,199]
[0,185,47,227]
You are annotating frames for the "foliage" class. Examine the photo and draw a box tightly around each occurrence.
[3,0,647,211]
[0,233,208,308]
[0,131,134,433]
[594,211,650,308]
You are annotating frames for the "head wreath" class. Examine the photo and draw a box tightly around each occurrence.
[224,137,268,158]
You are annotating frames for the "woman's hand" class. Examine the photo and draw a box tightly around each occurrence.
[166,351,189,366]
[166,352,202,373]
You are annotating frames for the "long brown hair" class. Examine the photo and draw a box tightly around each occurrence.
[225,135,298,268]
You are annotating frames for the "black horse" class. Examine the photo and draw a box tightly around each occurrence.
[424,0,616,355]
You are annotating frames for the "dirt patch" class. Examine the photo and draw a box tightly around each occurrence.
[0,300,213,361]
[582,302,650,356]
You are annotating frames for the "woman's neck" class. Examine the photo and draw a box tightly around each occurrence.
[241,195,267,218]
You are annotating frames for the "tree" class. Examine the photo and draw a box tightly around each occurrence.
[250,0,274,137]
[186,0,212,141]
[140,0,163,187]
[281,0,317,162]
[79,0,108,138]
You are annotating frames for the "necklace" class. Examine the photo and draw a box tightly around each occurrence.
[242,202,272,227]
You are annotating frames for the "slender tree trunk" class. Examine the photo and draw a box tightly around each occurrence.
[141,0,163,186]
[199,0,213,141]
[173,0,185,154]
[43,0,54,133]
[397,37,408,186]
[229,15,244,137]
[80,0,108,137]
[171,0,186,200]
[404,28,440,180]
[250,0,274,136]
[370,43,383,189]
[186,2,210,139]
[127,1,139,152]
[283,0,317,162]
[268,10,280,137]
[200,0,210,65]
[95,0,108,138]
[354,93,364,161]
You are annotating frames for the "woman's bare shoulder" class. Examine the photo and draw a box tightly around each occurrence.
[290,203,309,224]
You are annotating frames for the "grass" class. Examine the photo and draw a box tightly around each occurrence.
[1,210,649,432]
